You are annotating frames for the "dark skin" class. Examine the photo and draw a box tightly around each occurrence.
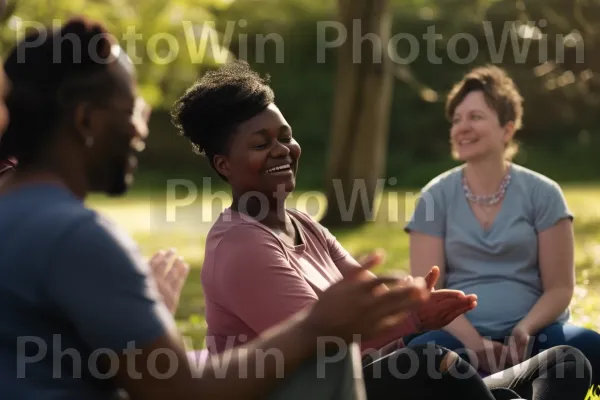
[214,103,301,246]
[213,102,477,338]
[0,53,436,399]
[0,58,146,199]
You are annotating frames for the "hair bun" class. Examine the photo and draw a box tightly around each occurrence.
[0,17,116,163]
[4,17,113,91]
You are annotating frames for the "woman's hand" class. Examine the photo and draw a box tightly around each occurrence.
[149,249,190,314]
[304,268,430,343]
[393,266,478,331]
[475,339,513,374]
[414,266,478,330]
[356,249,386,269]
[507,323,532,364]
[352,255,478,332]
[415,290,477,330]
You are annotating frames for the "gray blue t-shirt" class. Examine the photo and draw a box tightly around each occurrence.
[405,163,572,338]
[0,183,168,399]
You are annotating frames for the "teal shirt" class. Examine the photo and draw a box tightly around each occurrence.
[405,163,573,338]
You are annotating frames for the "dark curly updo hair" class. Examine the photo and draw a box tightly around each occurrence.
[170,60,275,179]
[0,17,121,165]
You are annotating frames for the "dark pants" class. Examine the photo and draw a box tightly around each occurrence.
[268,342,365,400]
[406,323,600,386]
[362,344,592,400]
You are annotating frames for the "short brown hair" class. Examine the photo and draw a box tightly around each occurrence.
[445,65,524,160]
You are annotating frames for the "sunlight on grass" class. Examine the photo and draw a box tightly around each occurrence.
[89,185,600,346]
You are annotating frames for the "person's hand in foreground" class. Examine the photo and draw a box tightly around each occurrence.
[304,265,431,343]
[356,249,386,270]
[116,258,432,400]
[355,251,477,331]
[411,266,478,330]
[149,248,190,314]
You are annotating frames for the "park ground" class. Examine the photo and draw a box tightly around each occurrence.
[89,183,600,348]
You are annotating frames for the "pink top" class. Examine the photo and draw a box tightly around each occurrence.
[201,208,420,355]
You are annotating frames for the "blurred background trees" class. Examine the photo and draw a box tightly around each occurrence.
[1,0,600,226]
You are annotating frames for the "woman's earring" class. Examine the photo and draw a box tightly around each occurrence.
[85,136,94,148]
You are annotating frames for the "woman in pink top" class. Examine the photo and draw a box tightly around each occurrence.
[171,61,593,400]
[171,68,475,359]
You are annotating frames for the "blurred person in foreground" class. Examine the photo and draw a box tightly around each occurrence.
[0,17,438,400]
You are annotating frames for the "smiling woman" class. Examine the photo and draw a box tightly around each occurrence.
[405,65,600,387]
[214,103,300,200]
[171,59,465,398]
[168,60,595,400]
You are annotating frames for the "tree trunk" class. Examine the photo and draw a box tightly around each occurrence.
[321,0,394,228]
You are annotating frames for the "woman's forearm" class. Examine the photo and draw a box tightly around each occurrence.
[443,315,484,351]
[517,288,572,335]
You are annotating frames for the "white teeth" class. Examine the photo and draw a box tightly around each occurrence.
[266,164,291,173]
[459,139,476,145]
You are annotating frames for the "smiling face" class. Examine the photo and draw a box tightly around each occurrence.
[214,103,301,198]
[450,90,514,162]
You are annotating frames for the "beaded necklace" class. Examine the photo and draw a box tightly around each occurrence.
[462,165,511,206]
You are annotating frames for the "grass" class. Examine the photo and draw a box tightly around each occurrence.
[88,183,600,348]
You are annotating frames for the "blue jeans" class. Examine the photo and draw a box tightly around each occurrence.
[406,323,600,385]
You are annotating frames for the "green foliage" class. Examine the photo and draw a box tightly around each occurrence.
[0,0,234,107]
[2,0,600,185]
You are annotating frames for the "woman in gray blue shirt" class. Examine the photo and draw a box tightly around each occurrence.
[405,65,600,385]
